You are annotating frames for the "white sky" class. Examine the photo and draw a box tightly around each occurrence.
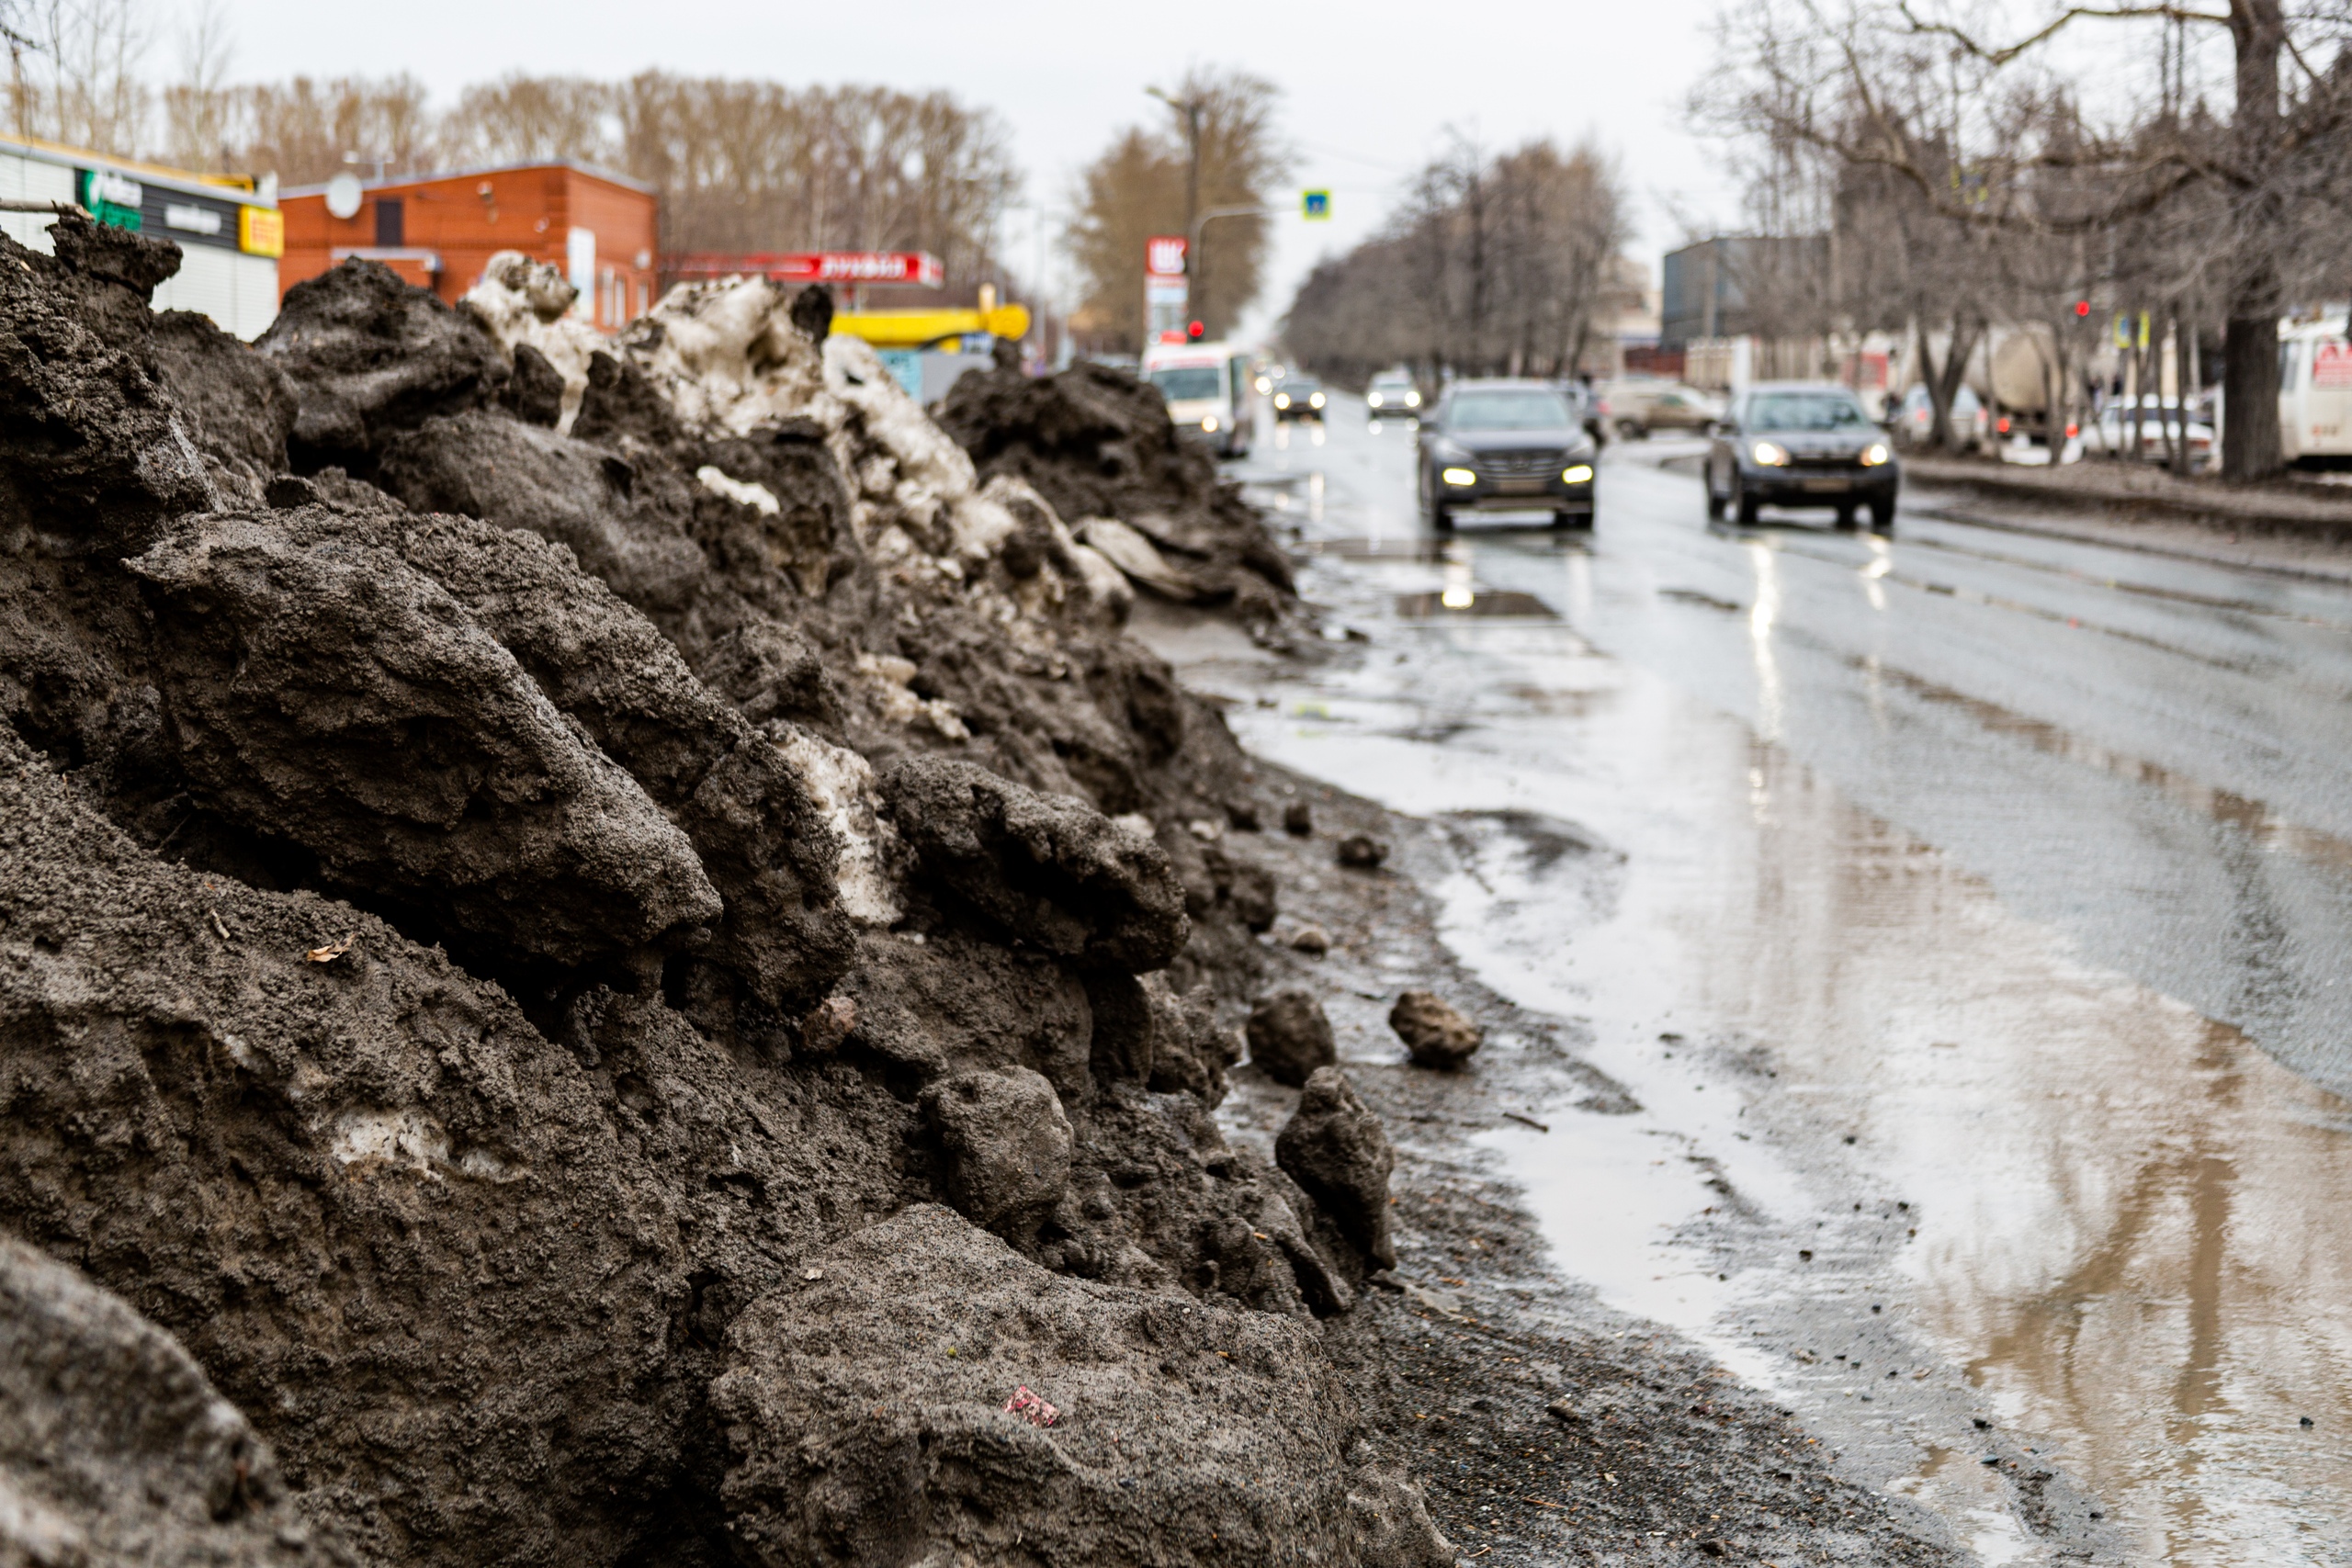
[212,0,1741,343]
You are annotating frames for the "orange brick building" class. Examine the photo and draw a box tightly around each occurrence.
[278,163,658,330]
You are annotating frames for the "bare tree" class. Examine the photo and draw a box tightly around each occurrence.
[1064,66,1292,352]
[1699,0,2352,479]
[7,0,151,155]
[157,0,232,171]
[1282,135,1630,388]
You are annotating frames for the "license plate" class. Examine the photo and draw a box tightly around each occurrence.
[1801,478,1850,493]
[1496,478,1546,494]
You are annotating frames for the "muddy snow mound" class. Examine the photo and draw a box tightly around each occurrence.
[0,214,1386,1568]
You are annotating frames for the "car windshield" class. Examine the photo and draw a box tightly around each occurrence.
[1748,392,1871,431]
[1148,367,1224,401]
[1287,379,1322,394]
[1447,389,1573,432]
[1372,376,1411,390]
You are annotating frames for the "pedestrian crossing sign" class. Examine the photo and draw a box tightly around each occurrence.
[1303,189,1330,220]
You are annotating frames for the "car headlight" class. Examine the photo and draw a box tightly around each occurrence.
[1202,416,1218,433]
[1368,393,1384,407]
[1860,442,1891,467]
[1274,393,1289,408]
[1310,392,1325,408]
[1405,391,1421,407]
[1254,377,1271,393]
[1751,441,1792,466]
[1562,464,1594,484]
[1441,467,1477,487]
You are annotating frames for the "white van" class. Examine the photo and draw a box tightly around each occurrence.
[2278,311,2352,462]
[1142,342,1253,457]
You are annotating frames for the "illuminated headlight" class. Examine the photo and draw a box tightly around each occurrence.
[1751,441,1792,466]
[1860,442,1892,467]
[1368,392,1384,407]
[1202,415,1219,433]
[1309,392,1325,408]
[1441,467,1478,487]
[1562,464,1594,484]
[1274,393,1290,409]
[1254,376,1272,393]
[1406,391,1421,407]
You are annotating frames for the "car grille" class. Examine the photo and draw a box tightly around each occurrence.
[1785,448,1867,470]
[1477,450,1566,477]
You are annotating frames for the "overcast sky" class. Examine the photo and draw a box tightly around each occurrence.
[216,0,1741,342]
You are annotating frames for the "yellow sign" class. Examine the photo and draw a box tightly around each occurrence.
[238,206,284,258]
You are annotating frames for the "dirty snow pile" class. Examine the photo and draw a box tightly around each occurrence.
[0,214,1444,1568]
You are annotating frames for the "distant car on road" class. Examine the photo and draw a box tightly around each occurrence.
[1366,371,1422,415]
[2087,398,2214,468]
[1273,376,1328,421]
[1894,384,1989,450]
[1416,379,1599,531]
[1704,382,1898,532]
[1143,341,1252,457]
[1596,379,1723,439]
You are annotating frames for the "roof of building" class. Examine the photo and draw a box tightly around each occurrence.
[0,133,269,203]
[280,160,655,199]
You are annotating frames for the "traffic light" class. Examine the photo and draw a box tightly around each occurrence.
[1186,320,1204,340]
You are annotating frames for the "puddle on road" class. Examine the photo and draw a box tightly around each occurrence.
[1225,621,2352,1566]
[1394,589,1557,619]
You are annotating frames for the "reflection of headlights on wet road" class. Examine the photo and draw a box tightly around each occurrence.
[1860,442,1892,466]
[1442,467,1478,487]
[1202,415,1218,433]
[1752,441,1792,466]
[1562,464,1594,484]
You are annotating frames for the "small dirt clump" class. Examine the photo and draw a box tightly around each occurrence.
[1388,990,1484,1070]
[1337,832,1390,870]
[1248,987,1340,1087]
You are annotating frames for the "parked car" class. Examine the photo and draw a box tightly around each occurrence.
[1704,381,1899,532]
[1366,370,1422,415]
[2087,398,2214,467]
[1272,376,1328,422]
[1894,384,1989,449]
[1416,379,1600,531]
[1596,379,1723,439]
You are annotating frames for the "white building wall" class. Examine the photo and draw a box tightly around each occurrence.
[2,144,277,340]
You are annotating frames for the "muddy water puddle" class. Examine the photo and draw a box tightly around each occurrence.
[1206,597,2352,1564]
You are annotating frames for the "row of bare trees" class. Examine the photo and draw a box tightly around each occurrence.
[1698,0,2352,479]
[5,2,1020,287]
[1281,137,1631,389]
[1063,67,1291,350]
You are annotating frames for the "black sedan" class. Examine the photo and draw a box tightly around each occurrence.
[1272,376,1328,421]
[1704,382,1898,532]
[1415,380,1599,531]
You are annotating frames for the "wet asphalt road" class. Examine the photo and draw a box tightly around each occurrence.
[1244,407,2352,1101]
[1180,400,2352,1565]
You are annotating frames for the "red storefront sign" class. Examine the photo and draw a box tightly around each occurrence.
[1145,235,1187,278]
[665,251,945,286]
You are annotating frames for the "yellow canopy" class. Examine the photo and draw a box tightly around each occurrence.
[830,302,1031,350]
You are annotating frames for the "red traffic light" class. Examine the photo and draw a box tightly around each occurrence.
[1186,320,1204,339]
[2075,299,2091,317]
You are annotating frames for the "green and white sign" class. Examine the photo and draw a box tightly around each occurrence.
[77,168,143,230]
